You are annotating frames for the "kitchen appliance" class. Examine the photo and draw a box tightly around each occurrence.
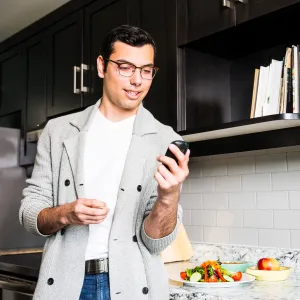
[0,127,45,299]
[0,127,45,250]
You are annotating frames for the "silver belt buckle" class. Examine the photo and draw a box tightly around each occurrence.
[99,258,108,273]
[85,258,109,274]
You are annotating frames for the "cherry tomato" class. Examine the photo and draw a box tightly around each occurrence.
[208,275,218,282]
[232,271,242,281]
[180,271,187,280]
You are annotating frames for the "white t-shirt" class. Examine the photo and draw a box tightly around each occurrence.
[84,110,135,260]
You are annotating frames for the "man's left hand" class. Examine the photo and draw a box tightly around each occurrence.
[155,143,190,204]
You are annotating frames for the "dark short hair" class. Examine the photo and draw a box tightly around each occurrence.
[102,25,156,71]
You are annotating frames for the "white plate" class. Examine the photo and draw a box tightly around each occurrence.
[169,272,256,288]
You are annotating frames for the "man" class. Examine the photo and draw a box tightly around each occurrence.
[19,25,189,300]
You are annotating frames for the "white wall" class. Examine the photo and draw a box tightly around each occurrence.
[181,146,300,249]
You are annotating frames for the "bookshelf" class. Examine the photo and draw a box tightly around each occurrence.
[179,114,300,156]
[180,113,300,142]
[177,1,300,156]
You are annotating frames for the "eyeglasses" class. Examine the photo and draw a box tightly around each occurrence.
[104,58,159,80]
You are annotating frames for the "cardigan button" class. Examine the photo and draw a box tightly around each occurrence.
[137,185,142,192]
[64,179,70,186]
[142,287,148,294]
[133,235,138,242]
[47,278,54,285]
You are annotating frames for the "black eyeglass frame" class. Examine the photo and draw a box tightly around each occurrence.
[103,58,159,80]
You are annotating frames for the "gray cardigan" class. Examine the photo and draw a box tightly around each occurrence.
[19,100,182,300]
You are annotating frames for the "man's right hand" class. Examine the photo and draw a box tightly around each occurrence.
[62,198,109,225]
[37,199,109,235]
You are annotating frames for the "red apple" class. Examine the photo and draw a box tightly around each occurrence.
[257,258,280,271]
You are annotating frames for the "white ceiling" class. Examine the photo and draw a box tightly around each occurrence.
[0,0,71,43]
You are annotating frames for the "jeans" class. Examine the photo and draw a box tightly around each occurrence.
[79,273,110,300]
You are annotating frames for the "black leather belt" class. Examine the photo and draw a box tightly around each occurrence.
[85,258,109,274]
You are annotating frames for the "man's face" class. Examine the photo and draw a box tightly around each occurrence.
[97,41,155,113]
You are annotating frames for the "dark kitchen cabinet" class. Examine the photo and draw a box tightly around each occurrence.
[236,0,300,24]
[83,0,140,107]
[177,0,300,156]
[46,11,83,117]
[177,0,235,46]
[139,0,177,129]
[0,46,26,116]
[25,35,47,131]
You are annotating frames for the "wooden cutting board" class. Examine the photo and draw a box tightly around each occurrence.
[161,223,194,263]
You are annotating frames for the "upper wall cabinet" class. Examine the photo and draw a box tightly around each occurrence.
[25,34,47,131]
[46,11,83,117]
[83,0,140,107]
[177,0,235,46]
[139,0,177,129]
[236,0,300,23]
[0,46,26,116]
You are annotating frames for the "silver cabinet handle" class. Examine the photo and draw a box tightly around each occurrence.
[81,63,89,93]
[222,0,233,8]
[222,0,247,8]
[73,66,80,94]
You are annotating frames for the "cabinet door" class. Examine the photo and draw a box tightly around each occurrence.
[236,0,300,23]
[83,0,139,107]
[46,11,83,117]
[0,47,26,116]
[139,0,177,129]
[25,35,47,131]
[178,0,235,46]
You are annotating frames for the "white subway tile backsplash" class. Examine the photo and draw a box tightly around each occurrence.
[230,228,258,246]
[182,210,191,225]
[204,227,230,244]
[180,194,202,210]
[181,178,190,194]
[257,192,289,209]
[191,210,216,226]
[291,230,300,249]
[188,161,202,178]
[190,156,211,162]
[274,210,300,229]
[217,210,243,227]
[266,145,300,154]
[255,153,287,173]
[202,193,228,209]
[243,210,273,228]
[289,191,300,209]
[259,229,290,248]
[227,157,255,175]
[272,171,300,190]
[287,151,300,171]
[183,150,300,249]
[238,149,268,157]
[229,192,256,209]
[242,173,271,191]
[185,226,203,242]
[215,175,241,192]
[201,159,227,177]
[190,177,215,193]
[211,153,239,159]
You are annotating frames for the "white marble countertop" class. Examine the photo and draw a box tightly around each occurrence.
[167,243,300,300]
[168,268,300,300]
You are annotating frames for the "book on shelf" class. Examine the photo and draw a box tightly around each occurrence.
[251,45,300,118]
[254,65,269,117]
[250,69,259,118]
[292,45,300,113]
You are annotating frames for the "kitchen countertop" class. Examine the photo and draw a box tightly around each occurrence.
[167,243,300,300]
[167,262,300,300]
[2,243,300,299]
